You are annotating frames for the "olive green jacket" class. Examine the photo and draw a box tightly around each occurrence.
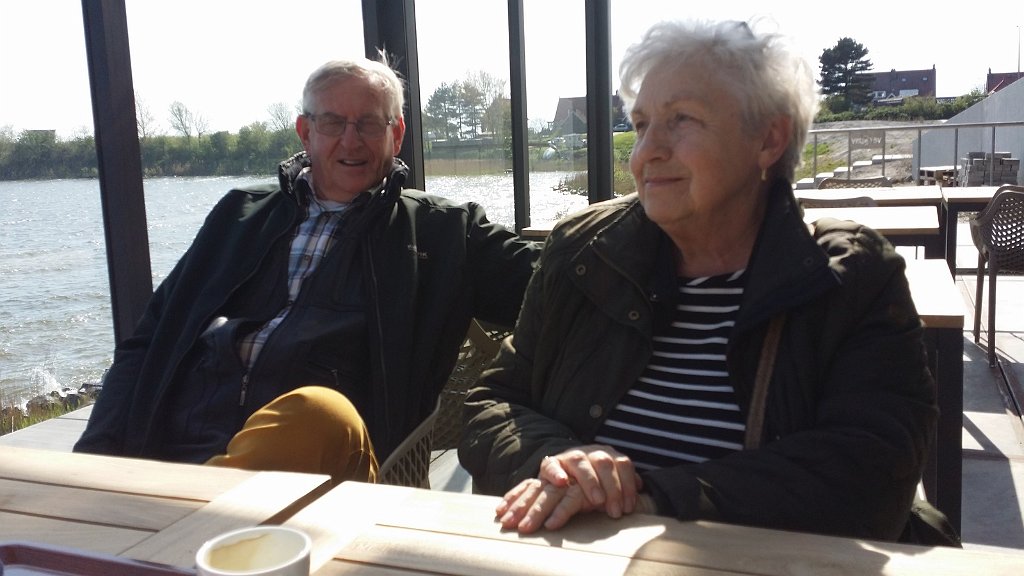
[459,182,937,541]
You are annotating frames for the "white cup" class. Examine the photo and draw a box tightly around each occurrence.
[195,526,311,576]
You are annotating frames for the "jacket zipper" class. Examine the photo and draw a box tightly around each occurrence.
[366,241,390,432]
[239,373,249,406]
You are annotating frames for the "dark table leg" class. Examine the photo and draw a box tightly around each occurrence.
[923,326,963,535]
[944,205,959,275]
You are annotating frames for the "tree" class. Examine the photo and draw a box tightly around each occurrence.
[456,81,485,139]
[194,113,210,141]
[819,38,874,111]
[168,101,195,140]
[0,125,15,174]
[466,70,507,136]
[9,130,58,178]
[267,102,296,132]
[424,82,460,141]
[235,121,272,173]
[135,91,157,139]
[528,117,548,138]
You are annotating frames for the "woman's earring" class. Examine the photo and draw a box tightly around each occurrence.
[761,168,767,182]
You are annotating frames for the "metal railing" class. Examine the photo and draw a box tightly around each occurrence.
[808,120,1024,186]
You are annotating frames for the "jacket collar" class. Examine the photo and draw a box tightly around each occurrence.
[276,152,409,209]
[738,179,837,328]
[583,181,836,329]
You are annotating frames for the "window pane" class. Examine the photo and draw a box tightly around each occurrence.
[0,1,94,139]
[0,1,103,411]
[416,0,589,228]
[522,0,589,223]
[0,1,366,414]
[124,0,364,277]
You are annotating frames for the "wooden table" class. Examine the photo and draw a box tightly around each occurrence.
[803,205,943,258]
[940,185,1001,274]
[904,259,965,534]
[0,445,332,570]
[520,220,557,240]
[286,481,1023,575]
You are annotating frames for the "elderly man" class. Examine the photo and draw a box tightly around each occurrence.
[75,55,539,483]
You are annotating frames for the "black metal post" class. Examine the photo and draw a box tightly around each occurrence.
[81,0,152,344]
[585,0,613,203]
[508,0,531,232]
[362,0,425,192]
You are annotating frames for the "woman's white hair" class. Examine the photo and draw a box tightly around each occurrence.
[302,51,405,119]
[619,19,819,182]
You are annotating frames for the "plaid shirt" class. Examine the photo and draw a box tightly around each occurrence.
[238,171,349,369]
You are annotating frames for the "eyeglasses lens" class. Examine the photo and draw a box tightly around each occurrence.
[311,114,389,138]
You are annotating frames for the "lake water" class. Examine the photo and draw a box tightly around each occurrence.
[0,171,588,409]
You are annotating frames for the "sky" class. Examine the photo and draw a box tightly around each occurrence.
[1,0,1021,139]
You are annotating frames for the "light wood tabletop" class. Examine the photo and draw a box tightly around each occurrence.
[803,205,943,259]
[802,205,940,236]
[904,258,966,329]
[520,221,557,239]
[287,481,1024,575]
[0,445,332,570]
[941,185,1002,204]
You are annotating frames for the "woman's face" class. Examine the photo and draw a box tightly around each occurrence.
[628,59,768,234]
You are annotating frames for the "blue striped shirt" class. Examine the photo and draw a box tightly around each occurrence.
[595,270,747,470]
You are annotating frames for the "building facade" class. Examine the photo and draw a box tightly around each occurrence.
[862,66,937,102]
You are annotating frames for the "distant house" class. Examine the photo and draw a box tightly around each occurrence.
[549,93,626,135]
[550,97,587,135]
[987,69,1024,94]
[859,66,937,102]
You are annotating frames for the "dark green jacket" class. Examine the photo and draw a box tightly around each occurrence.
[76,154,540,461]
[460,181,936,541]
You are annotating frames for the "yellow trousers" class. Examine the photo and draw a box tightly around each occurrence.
[205,386,378,484]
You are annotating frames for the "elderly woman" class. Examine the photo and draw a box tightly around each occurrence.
[458,19,940,542]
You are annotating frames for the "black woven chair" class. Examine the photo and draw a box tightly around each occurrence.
[377,319,510,487]
[970,185,1024,367]
[431,319,509,451]
[799,196,878,209]
[377,396,439,488]
[816,175,892,189]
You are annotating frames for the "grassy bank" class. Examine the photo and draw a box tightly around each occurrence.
[1,396,95,436]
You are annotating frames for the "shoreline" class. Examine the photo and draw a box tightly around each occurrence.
[0,385,99,436]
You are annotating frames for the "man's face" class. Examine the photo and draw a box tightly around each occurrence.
[296,76,406,203]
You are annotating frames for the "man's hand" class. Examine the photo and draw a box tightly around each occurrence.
[494,445,646,533]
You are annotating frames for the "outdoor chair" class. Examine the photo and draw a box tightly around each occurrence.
[377,396,440,488]
[816,176,893,189]
[377,319,511,488]
[970,184,1024,367]
[799,196,878,209]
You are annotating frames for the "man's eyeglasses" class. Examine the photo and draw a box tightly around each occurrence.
[306,113,393,139]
